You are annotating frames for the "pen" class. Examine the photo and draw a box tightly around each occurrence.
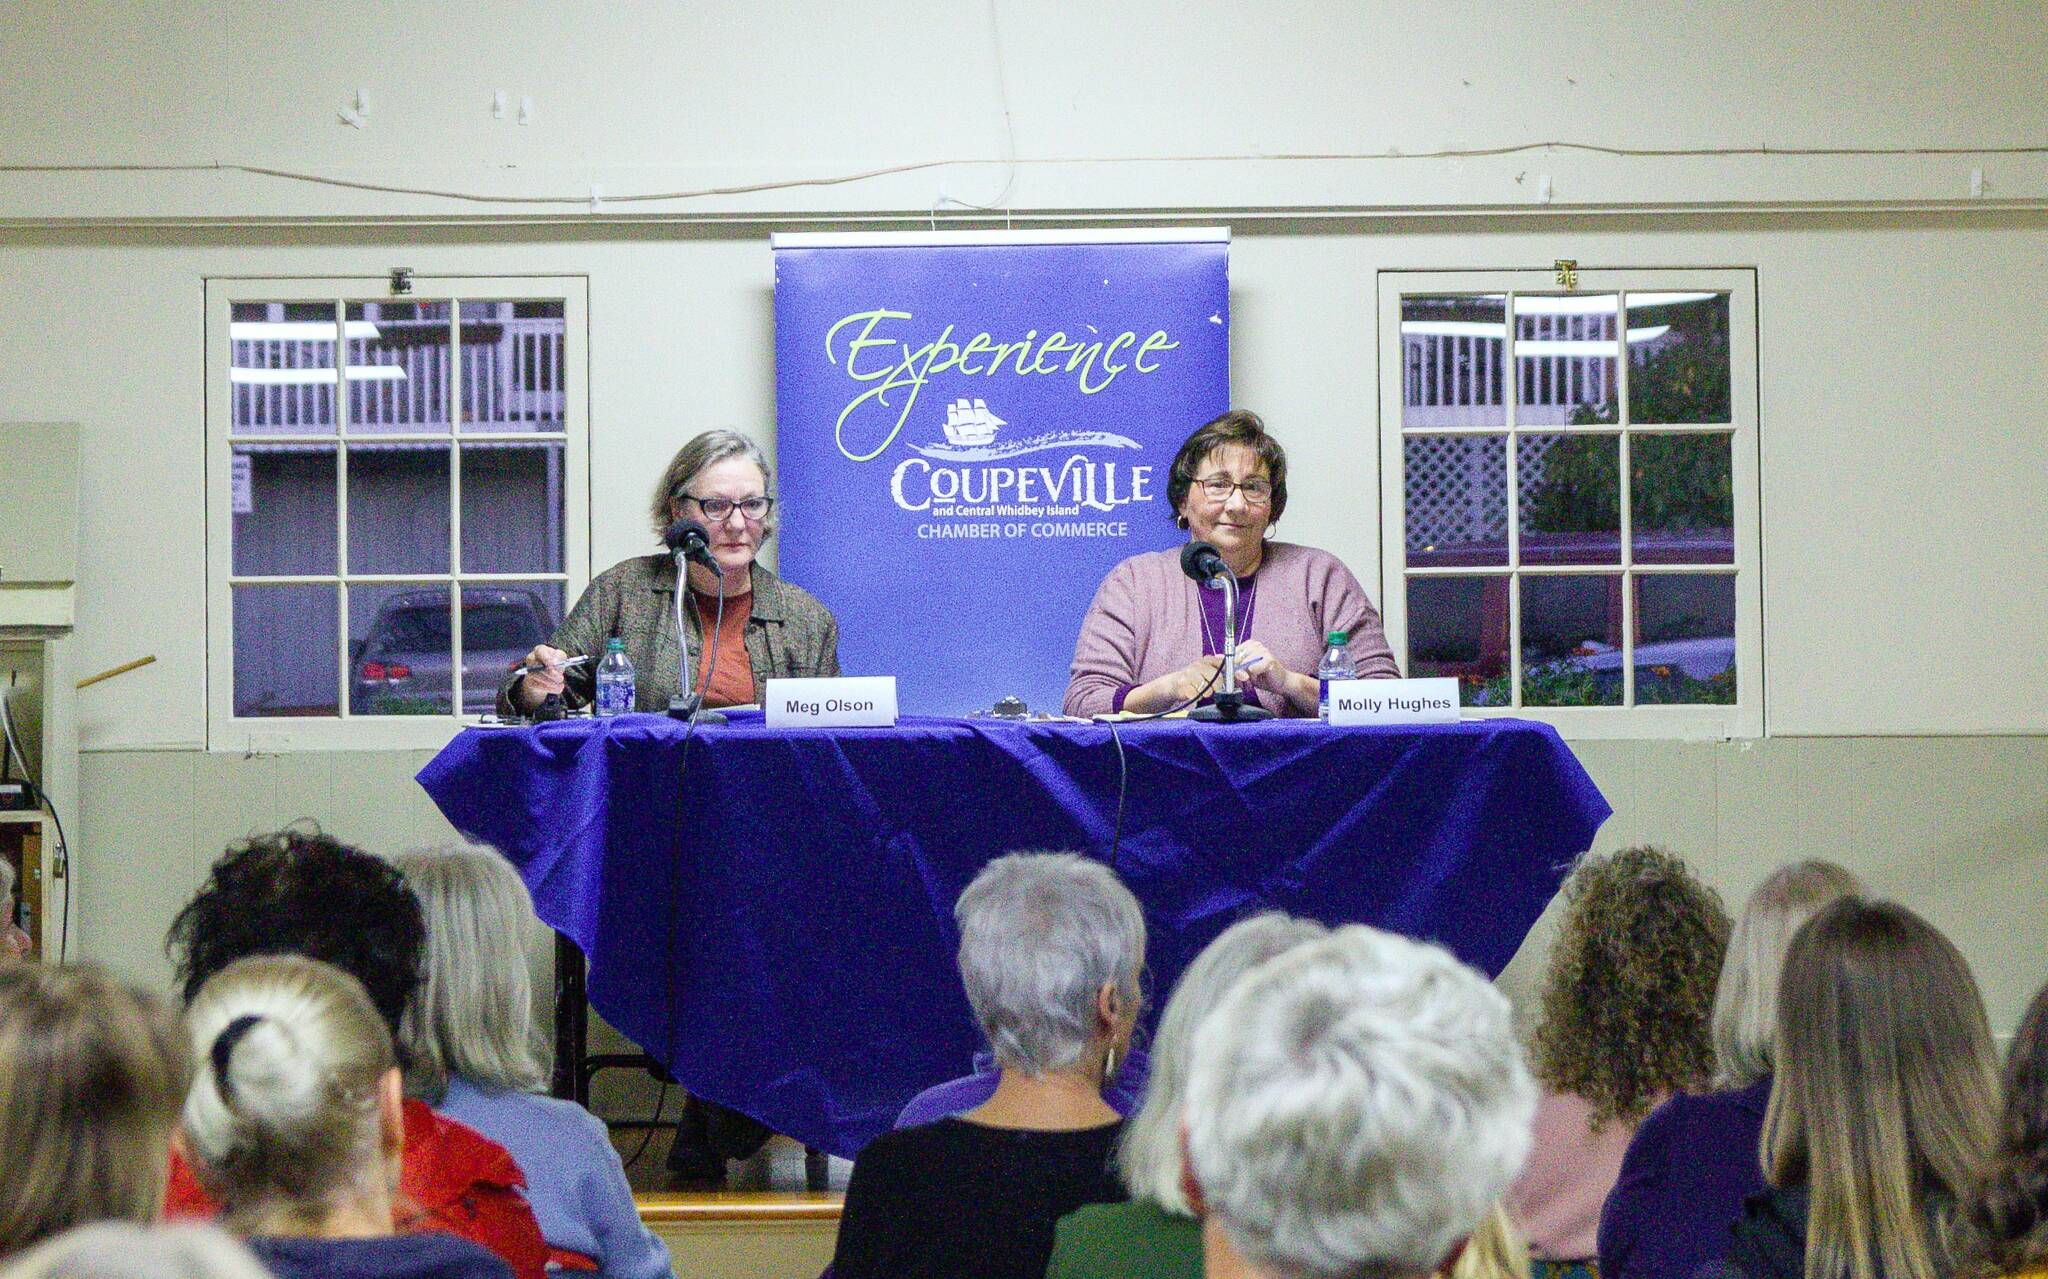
[515,654,591,676]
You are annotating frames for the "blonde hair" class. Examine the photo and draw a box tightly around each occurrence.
[1711,860,1862,1089]
[393,841,550,1099]
[0,965,189,1256]
[647,430,774,540]
[181,955,397,1232]
[1764,898,1997,1279]
[0,1222,272,1279]
[1450,1205,1532,1279]
[1118,912,1327,1213]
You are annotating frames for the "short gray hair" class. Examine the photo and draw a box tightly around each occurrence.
[1119,912,1328,1213]
[954,852,1146,1075]
[393,842,550,1098]
[1185,926,1536,1279]
[1711,859,1862,1089]
[647,429,775,540]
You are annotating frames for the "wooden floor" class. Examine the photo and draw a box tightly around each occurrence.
[614,1113,845,1279]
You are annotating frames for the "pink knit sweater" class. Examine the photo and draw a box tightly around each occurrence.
[1508,1089,1663,1261]
[1062,541,1399,717]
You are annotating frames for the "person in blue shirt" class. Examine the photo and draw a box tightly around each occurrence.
[396,842,675,1279]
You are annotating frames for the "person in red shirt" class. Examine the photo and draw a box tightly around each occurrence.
[162,827,548,1279]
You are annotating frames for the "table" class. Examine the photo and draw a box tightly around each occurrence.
[418,712,1610,1157]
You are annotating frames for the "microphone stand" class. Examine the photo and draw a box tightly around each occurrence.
[668,555,728,725]
[1189,570,1273,724]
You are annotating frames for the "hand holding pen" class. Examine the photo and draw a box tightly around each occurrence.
[511,644,583,707]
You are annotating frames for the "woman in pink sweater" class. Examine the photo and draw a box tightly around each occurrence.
[1063,410,1398,718]
[1507,846,1730,1279]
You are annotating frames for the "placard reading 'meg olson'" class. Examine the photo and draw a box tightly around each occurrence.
[765,676,899,728]
[1324,678,1461,726]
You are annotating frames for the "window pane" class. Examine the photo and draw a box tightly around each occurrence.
[1634,574,1737,704]
[1405,434,1506,567]
[347,444,450,575]
[1406,575,1507,706]
[1627,292,1732,424]
[1401,295,1506,428]
[460,584,564,716]
[1521,574,1623,706]
[1632,433,1734,564]
[461,441,566,573]
[349,584,454,716]
[232,444,336,576]
[229,301,337,436]
[1520,434,1619,565]
[345,302,451,434]
[1515,294,1618,425]
[461,299,567,433]
[233,584,339,717]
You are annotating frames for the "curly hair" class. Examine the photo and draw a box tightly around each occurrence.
[166,826,425,1040]
[1958,980,2048,1277]
[1530,846,1730,1127]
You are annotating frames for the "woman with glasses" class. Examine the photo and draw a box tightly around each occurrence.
[500,429,839,718]
[1064,410,1397,717]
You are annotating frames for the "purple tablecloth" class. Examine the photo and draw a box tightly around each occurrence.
[418,712,1608,1157]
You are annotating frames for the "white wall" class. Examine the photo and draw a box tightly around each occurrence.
[3,2,2046,1031]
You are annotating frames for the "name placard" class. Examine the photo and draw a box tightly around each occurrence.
[1325,677,1461,726]
[764,676,899,728]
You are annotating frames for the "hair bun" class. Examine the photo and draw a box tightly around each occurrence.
[208,1014,265,1103]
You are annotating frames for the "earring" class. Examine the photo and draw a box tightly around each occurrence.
[1103,1043,1120,1084]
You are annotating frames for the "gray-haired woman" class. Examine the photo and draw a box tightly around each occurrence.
[1046,912,1327,1279]
[394,844,673,1279]
[501,428,839,717]
[833,852,1147,1279]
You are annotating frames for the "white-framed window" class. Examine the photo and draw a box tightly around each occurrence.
[205,277,589,750]
[1377,269,1762,738]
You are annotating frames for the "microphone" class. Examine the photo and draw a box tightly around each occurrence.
[1179,540,1228,584]
[663,518,720,571]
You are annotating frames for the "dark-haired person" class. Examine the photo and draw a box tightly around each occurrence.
[1959,978,2048,1279]
[1063,410,1397,718]
[183,954,512,1279]
[1508,846,1730,1279]
[500,428,838,717]
[161,828,547,1279]
[1706,898,1997,1279]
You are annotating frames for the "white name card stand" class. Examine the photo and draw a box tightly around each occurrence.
[1324,677,1462,726]
[764,676,899,728]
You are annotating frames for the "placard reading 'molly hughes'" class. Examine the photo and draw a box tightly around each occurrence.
[773,230,1230,715]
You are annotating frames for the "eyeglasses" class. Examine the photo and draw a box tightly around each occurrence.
[681,494,775,523]
[1196,475,1274,506]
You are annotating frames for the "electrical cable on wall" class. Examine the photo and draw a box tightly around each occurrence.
[4,138,2043,209]
[0,684,69,963]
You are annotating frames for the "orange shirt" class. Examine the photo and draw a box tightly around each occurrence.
[691,588,755,707]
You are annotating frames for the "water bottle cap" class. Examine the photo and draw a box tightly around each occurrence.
[605,637,625,651]
[1327,630,1349,645]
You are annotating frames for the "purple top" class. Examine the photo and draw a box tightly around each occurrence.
[1067,541,1400,718]
[1597,1077,1772,1279]
[894,1050,1152,1130]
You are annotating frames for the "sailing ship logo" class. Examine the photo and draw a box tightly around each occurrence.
[943,398,1005,447]
[916,397,1140,461]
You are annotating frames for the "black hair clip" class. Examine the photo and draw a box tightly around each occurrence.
[210,1014,265,1100]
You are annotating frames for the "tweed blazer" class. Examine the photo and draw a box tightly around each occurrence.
[496,555,840,715]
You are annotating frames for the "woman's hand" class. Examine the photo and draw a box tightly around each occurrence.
[1232,641,1318,714]
[1126,654,1225,713]
[511,644,569,712]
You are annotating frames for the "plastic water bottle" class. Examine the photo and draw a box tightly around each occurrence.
[1317,630,1355,722]
[594,638,635,717]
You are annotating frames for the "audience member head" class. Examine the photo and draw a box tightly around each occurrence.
[0,1223,272,1279]
[167,826,425,1041]
[1184,925,1536,1279]
[1960,978,2048,1278]
[1765,897,1996,1279]
[392,841,549,1102]
[181,954,404,1236]
[1119,912,1327,1213]
[1531,845,1730,1126]
[0,964,189,1257]
[954,851,1146,1080]
[1711,859,1862,1089]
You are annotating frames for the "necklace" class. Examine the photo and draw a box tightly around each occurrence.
[1199,572,1259,655]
